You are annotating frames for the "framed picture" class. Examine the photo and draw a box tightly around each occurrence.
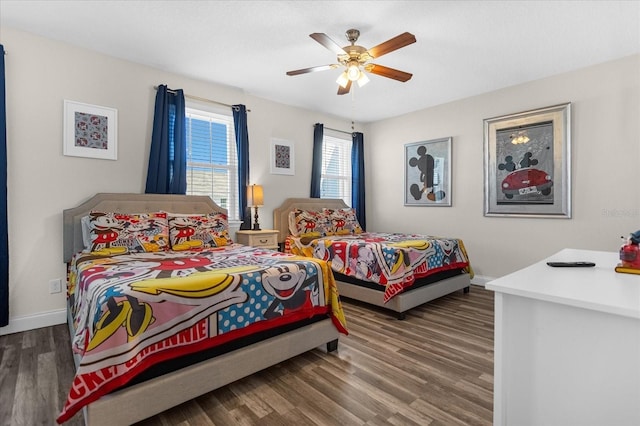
[483,103,571,218]
[404,137,452,206]
[63,100,118,160]
[270,138,295,175]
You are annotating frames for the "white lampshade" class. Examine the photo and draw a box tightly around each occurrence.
[336,71,349,88]
[247,184,264,207]
[357,72,370,87]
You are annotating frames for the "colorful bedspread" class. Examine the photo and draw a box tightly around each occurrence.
[286,232,472,303]
[57,244,347,423]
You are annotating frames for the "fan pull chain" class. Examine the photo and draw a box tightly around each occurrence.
[351,89,356,131]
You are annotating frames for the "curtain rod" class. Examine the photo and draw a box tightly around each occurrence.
[154,86,250,112]
[323,126,354,135]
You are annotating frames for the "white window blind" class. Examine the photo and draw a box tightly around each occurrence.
[185,104,239,220]
[321,130,352,206]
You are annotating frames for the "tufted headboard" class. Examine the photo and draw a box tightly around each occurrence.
[63,193,226,262]
[272,197,349,244]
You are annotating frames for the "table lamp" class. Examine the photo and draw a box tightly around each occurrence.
[247,184,264,231]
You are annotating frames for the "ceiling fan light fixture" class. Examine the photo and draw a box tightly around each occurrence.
[357,71,370,87]
[336,71,349,88]
[347,62,361,81]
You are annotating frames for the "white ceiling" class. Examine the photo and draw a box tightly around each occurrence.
[1,1,639,123]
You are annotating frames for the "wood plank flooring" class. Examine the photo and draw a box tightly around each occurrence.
[0,285,494,426]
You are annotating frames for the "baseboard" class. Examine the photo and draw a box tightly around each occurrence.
[470,274,496,287]
[0,308,67,336]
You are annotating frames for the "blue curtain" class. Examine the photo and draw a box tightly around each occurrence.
[233,105,250,230]
[352,132,366,230]
[310,123,323,198]
[0,45,8,326]
[145,85,187,194]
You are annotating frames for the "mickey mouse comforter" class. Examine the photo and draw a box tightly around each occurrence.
[285,232,472,303]
[57,244,347,423]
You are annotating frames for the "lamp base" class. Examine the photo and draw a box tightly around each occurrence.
[252,206,261,231]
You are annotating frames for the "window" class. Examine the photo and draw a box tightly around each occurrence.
[321,130,352,206]
[185,103,239,220]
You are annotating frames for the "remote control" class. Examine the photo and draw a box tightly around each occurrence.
[546,261,596,267]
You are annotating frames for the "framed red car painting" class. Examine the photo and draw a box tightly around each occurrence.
[483,103,571,218]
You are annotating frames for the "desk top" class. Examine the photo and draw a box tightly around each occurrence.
[486,248,640,319]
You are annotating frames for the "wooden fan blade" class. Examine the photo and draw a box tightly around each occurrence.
[310,33,348,55]
[286,64,339,76]
[364,64,413,82]
[337,80,352,95]
[367,32,416,59]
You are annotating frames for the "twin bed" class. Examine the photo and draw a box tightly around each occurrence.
[59,193,471,425]
[273,198,472,320]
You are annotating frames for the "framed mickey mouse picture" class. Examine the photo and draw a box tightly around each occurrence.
[404,137,452,207]
[483,103,571,218]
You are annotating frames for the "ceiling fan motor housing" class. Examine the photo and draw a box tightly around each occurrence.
[338,45,370,67]
[339,29,371,66]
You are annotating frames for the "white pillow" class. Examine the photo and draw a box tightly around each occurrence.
[80,215,92,250]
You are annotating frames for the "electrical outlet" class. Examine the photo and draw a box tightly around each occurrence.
[49,278,62,294]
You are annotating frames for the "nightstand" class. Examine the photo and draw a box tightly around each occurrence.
[236,229,279,250]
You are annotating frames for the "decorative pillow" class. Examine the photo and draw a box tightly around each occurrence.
[323,208,363,235]
[85,212,169,254]
[288,209,330,237]
[168,212,232,251]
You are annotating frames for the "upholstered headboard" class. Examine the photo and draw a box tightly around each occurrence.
[63,193,227,262]
[272,197,349,243]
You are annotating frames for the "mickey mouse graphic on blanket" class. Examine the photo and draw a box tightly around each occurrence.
[348,244,384,283]
[262,263,319,319]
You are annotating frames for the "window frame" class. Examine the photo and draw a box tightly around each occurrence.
[320,129,352,207]
[184,101,240,221]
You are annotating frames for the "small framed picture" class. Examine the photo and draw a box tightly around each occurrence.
[270,138,295,175]
[63,100,118,160]
[404,137,453,206]
[483,103,571,218]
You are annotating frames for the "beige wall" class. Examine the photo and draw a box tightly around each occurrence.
[367,54,640,280]
[1,26,638,333]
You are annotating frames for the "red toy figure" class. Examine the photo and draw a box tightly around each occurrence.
[619,230,640,269]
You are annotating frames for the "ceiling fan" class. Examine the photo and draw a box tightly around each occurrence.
[286,29,417,95]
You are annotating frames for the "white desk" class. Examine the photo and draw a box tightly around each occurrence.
[486,248,640,426]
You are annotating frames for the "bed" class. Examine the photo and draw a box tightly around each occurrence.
[59,193,347,425]
[273,197,472,319]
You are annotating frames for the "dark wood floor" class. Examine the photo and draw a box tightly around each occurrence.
[0,285,494,426]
